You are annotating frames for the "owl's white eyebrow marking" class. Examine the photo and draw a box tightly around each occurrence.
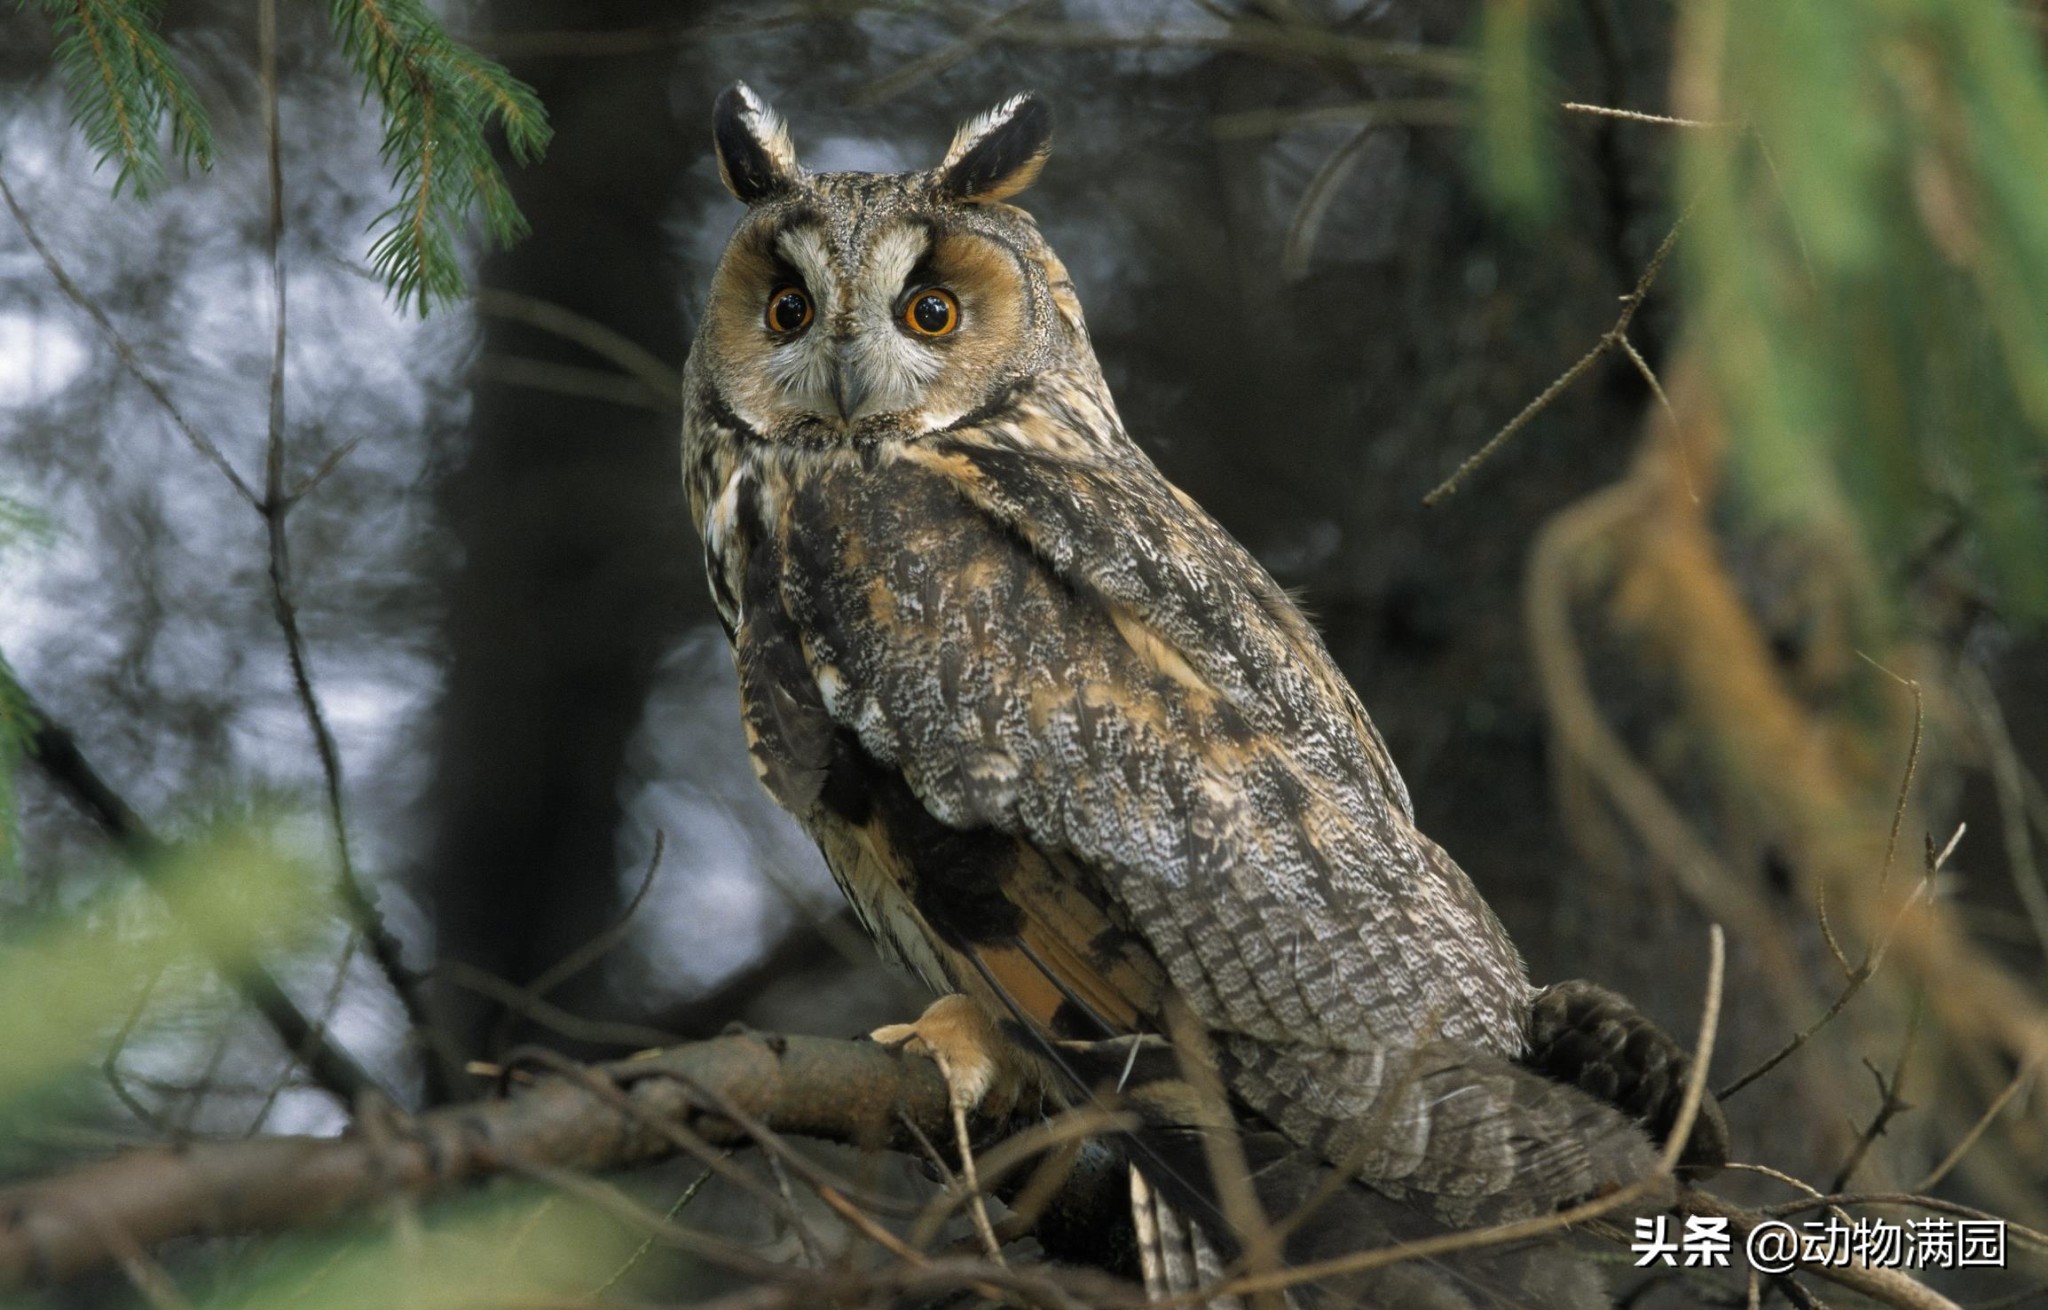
[775,227,834,295]
[867,224,929,300]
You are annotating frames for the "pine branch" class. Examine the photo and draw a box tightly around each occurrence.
[327,0,551,313]
[21,0,547,308]
[22,0,214,196]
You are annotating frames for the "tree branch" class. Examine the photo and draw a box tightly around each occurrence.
[0,1025,1981,1310]
[0,1031,955,1289]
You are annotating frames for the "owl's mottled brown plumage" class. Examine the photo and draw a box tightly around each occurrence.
[683,85,1714,1302]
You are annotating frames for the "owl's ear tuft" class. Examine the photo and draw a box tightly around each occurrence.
[937,94,1052,203]
[713,82,801,203]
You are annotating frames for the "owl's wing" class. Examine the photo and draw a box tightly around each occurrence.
[746,431,1534,1052]
[730,432,1659,1213]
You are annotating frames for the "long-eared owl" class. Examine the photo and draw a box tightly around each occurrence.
[681,84,1722,1303]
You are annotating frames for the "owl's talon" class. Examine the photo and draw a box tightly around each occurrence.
[870,993,1030,1120]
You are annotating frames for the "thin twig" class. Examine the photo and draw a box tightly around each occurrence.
[472,288,681,398]
[590,1162,719,1296]
[820,1187,926,1265]
[766,1152,827,1270]
[1914,1049,2043,1192]
[1424,205,1691,506]
[102,962,172,1134]
[855,0,1048,105]
[1561,102,1738,129]
[502,1047,832,1232]
[252,19,453,1099]
[286,432,368,504]
[1862,656,1925,906]
[1615,332,1698,503]
[444,962,682,1051]
[1719,829,1953,1102]
[950,1096,1007,1266]
[1763,1193,2048,1253]
[0,171,259,507]
[1829,993,1923,1193]
[1679,1191,1964,1310]
[504,1157,788,1281]
[248,930,361,1135]
[664,1067,922,1218]
[489,832,667,1055]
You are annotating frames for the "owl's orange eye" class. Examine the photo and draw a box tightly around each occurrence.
[766,287,813,334]
[903,288,959,337]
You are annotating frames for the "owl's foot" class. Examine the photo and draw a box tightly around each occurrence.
[870,992,1035,1119]
[872,993,1029,1263]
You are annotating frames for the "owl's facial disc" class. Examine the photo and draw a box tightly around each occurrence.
[712,211,1029,440]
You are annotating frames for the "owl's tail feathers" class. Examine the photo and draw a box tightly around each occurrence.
[1525,979,1731,1176]
[1053,1035,1632,1309]
[1218,1036,1673,1229]
[1123,1124,1611,1310]
[1130,1167,1245,1309]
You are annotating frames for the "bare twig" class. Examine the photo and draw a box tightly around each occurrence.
[1914,1049,2043,1192]
[589,1161,718,1296]
[1829,993,1923,1193]
[102,963,172,1134]
[1679,1191,1964,1310]
[1425,206,1689,506]
[765,1152,826,1269]
[1719,828,1952,1101]
[1864,657,1926,907]
[469,354,677,413]
[820,1186,926,1266]
[1615,332,1698,502]
[855,0,1049,105]
[1761,1193,2048,1252]
[472,288,681,401]
[444,961,683,1052]
[1561,102,1737,129]
[0,171,259,507]
[951,1096,1008,1265]
[251,14,455,1101]
[489,832,668,1055]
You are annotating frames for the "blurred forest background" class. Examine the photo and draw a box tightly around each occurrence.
[3,0,2048,1306]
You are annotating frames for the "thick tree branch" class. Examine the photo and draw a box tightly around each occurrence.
[0,1024,1971,1310]
[0,1031,957,1289]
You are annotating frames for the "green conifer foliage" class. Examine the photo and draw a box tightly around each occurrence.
[19,0,552,313]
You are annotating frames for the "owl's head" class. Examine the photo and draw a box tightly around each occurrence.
[689,84,1090,445]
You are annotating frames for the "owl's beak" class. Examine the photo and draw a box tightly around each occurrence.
[826,341,870,420]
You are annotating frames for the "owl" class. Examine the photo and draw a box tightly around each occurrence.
[682,84,1723,1305]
